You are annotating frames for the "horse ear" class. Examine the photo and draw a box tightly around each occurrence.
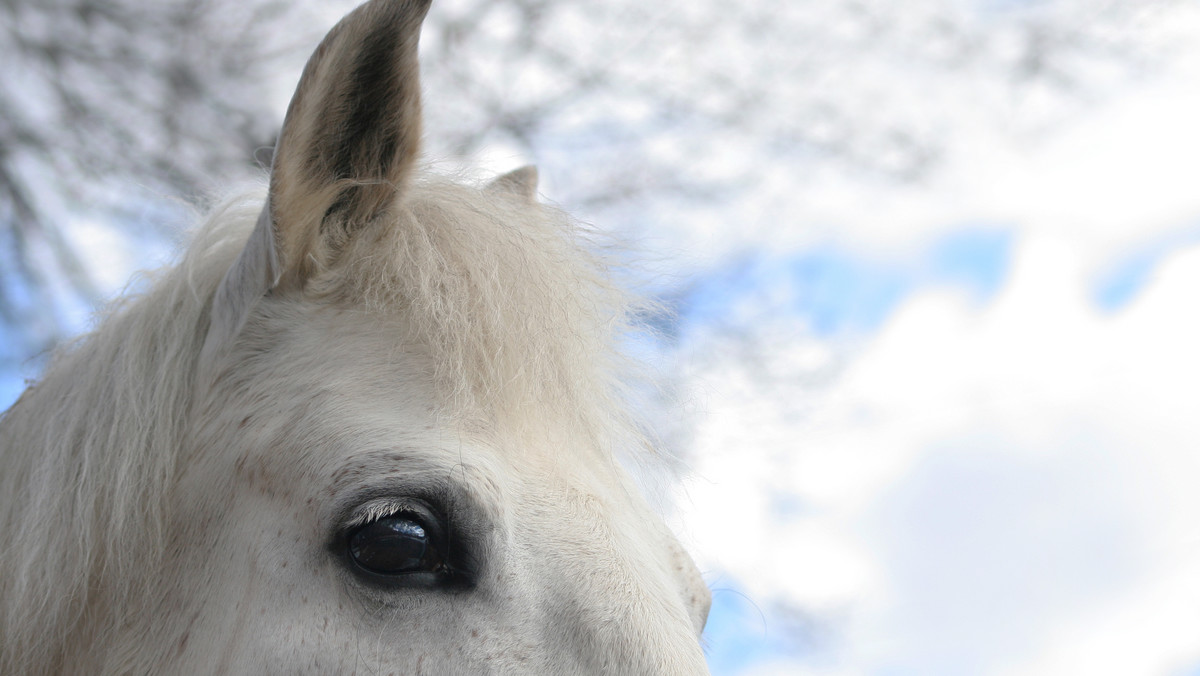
[487,165,539,202]
[270,0,431,285]
[201,0,430,371]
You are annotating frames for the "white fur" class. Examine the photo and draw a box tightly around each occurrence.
[0,1,710,673]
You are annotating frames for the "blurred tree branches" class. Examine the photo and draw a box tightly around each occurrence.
[0,0,1189,369]
[0,0,323,363]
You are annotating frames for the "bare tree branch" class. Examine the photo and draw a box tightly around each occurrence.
[0,0,1190,369]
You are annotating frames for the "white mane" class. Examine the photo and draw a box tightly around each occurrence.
[0,176,648,672]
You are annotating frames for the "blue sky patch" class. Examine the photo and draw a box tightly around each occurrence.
[1092,226,1200,312]
[670,227,1013,342]
[703,578,817,675]
[926,229,1010,303]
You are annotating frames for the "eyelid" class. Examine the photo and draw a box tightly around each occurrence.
[343,497,441,535]
[344,497,422,530]
[327,473,455,534]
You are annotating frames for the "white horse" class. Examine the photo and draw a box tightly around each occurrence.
[0,1,711,673]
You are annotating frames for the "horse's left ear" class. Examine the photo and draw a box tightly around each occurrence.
[201,0,431,371]
[487,165,539,202]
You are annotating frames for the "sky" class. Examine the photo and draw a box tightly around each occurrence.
[4,1,1200,674]
[666,23,1200,675]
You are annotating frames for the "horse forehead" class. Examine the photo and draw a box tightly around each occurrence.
[203,299,662,533]
[212,309,601,480]
[245,303,597,442]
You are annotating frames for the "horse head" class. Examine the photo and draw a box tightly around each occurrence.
[0,1,710,673]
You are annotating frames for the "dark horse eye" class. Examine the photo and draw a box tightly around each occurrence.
[348,513,444,576]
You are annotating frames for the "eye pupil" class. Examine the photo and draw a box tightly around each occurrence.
[348,515,436,575]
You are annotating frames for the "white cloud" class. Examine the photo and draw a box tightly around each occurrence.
[720,25,1200,270]
[685,232,1200,674]
[678,33,1200,668]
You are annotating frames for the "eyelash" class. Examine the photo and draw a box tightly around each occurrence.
[346,498,421,530]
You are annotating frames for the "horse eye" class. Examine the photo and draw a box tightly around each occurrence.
[348,513,443,576]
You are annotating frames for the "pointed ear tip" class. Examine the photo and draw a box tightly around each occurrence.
[516,165,538,183]
[354,0,434,29]
[489,165,539,199]
[360,0,433,16]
